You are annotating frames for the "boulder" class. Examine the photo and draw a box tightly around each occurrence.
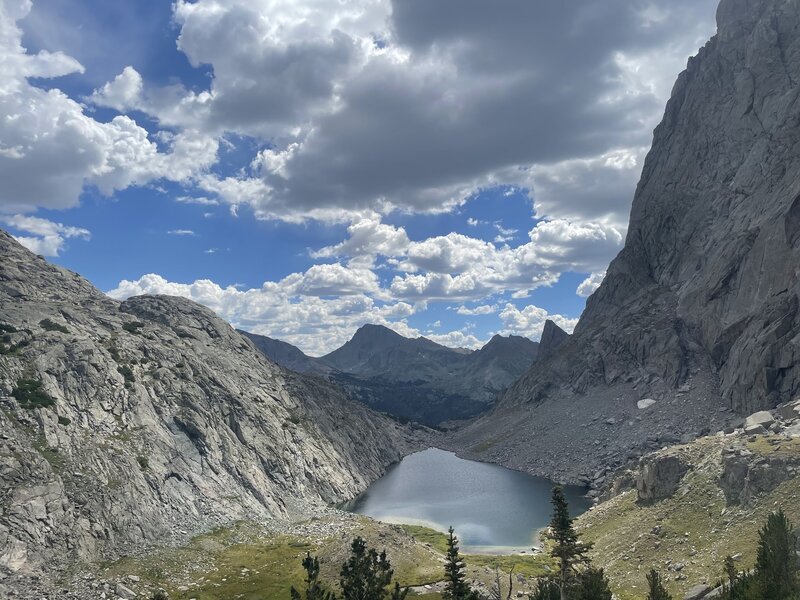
[684,584,713,600]
[638,398,657,410]
[637,454,690,503]
[745,411,775,430]
[777,400,800,421]
[115,583,136,599]
[704,586,724,599]
[744,424,766,436]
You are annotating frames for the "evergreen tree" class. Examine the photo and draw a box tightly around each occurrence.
[575,567,612,600]
[645,569,672,600]
[755,510,799,600]
[547,487,593,600]
[443,526,472,600]
[530,578,561,600]
[291,553,336,600]
[339,537,394,600]
[389,582,408,600]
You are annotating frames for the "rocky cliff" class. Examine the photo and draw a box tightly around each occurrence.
[451,0,800,482]
[0,230,428,579]
[244,325,539,426]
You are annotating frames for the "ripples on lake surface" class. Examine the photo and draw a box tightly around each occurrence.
[344,448,590,553]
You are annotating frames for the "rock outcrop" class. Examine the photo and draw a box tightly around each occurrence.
[537,320,568,361]
[451,0,800,482]
[0,230,428,578]
[637,454,691,504]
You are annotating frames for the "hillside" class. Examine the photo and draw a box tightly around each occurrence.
[450,0,800,482]
[578,400,800,600]
[0,230,428,586]
[244,325,540,426]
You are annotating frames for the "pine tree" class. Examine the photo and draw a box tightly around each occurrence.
[547,487,593,600]
[339,537,394,600]
[755,510,799,600]
[443,526,471,600]
[389,582,408,600]
[645,569,672,600]
[530,578,561,600]
[291,553,336,600]
[574,567,612,600]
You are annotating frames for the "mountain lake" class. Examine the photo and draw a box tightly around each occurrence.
[344,448,591,553]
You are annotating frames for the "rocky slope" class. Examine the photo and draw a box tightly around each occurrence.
[244,325,540,426]
[578,399,800,600]
[0,230,429,585]
[451,0,800,482]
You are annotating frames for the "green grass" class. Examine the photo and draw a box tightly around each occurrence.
[577,436,800,600]
[102,519,449,600]
[397,525,450,554]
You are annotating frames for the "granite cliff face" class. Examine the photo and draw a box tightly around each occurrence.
[0,231,427,578]
[244,325,539,426]
[452,0,800,482]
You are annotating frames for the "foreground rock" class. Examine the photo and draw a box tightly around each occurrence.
[0,230,430,589]
[450,0,800,482]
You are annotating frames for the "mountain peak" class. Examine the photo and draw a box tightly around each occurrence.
[538,320,569,360]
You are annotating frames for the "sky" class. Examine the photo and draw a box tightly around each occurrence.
[0,0,719,355]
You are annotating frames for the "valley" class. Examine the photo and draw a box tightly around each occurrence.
[2,0,800,598]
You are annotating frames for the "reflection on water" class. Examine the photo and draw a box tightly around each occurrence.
[344,448,590,552]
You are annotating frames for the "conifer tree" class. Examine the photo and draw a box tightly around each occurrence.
[291,553,336,600]
[443,526,471,600]
[645,569,672,600]
[389,582,408,600]
[755,510,799,600]
[339,537,394,600]
[530,578,561,600]
[575,567,612,600]
[547,487,593,600]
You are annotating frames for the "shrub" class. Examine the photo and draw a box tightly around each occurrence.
[137,456,149,470]
[12,378,55,409]
[118,365,135,383]
[39,318,69,334]
[0,323,18,334]
[57,415,71,426]
[122,321,145,334]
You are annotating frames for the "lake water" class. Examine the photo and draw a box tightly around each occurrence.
[344,448,590,553]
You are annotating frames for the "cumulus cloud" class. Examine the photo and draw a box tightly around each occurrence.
[577,271,607,298]
[316,215,622,302]
[455,304,497,316]
[0,2,218,215]
[498,303,579,341]
[107,272,452,355]
[89,65,143,112]
[1,214,90,256]
[79,0,717,224]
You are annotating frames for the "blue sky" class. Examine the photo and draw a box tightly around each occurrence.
[0,0,719,354]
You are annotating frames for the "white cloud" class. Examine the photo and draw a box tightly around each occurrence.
[577,271,607,298]
[107,271,439,355]
[75,0,717,225]
[455,304,497,316]
[0,3,219,216]
[89,65,143,112]
[168,229,196,236]
[498,303,578,341]
[1,214,90,256]
[175,195,219,206]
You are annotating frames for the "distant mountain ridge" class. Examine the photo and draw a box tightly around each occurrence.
[241,324,541,426]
